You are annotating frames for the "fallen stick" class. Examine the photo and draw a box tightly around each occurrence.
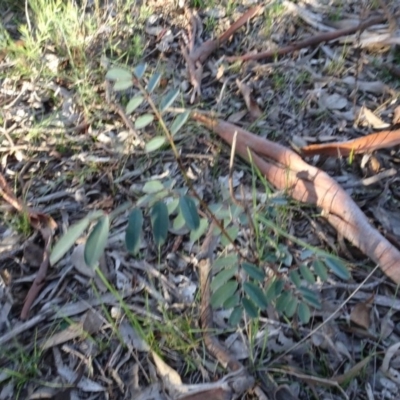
[301,128,400,157]
[191,112,400,284]
[226,15,386,62]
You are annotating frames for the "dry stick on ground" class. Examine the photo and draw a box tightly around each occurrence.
[226,15,386,62]
[182,5,262,103]
[0,172,57,319]
[301,128,400,157]
[196,223,255,397]
[191,112,400,284]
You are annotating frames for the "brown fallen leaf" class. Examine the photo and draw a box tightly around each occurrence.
[191,112,400,284]
[301,129,400,157]
[350,294,374,330]
[358,106,390,129]
[236,79,263,120]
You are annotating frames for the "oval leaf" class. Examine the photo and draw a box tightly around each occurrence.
[143,180,165,194]
[190,218,209,242]
[265,278,283,302]
[284,294,298,317]
[125,208,143,255]
[276,291,291,313]
[243,282,269,310]
[84,215,110,269]
[324,256,351,280]
[297,302,311,324]
[147,72,161,93]
[173,211,186,231]
[289,270,301,288]
[126,95,144,115]
[135,114,154,129]
[242,262,265,281]
[150,201,169,248]
[145,136,166,153]
[313,259,328,281]
[133,63,147,79]
[224,293,240,309]
[106,67,132,81]
[170,111,190,136]
[114,80,133,91]
[159,88,180,112]
[213,254,238,272]
[167,198,180,215]
[220,225,239,247]
[179,196,200,230]
[299,264,315,284]
[211,280,238,309]
[242,298,258,318]
[210,266,238,292]
[229,306,243,326]
[50,216,92,266]
[298,287,321,309]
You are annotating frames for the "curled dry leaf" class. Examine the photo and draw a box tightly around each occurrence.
[191,112,400,284]
[301,129,400,157]
[358,106,390,129]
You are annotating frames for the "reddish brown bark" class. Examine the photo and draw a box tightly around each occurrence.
[301,129,400,157]
[192,112,400,284]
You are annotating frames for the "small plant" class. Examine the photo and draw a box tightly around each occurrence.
[49,62,351,329]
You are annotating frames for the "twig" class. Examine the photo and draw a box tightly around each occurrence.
[227,15,386,62]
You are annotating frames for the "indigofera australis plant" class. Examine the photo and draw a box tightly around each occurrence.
[39,63,343,326]
[46,62,399,328]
